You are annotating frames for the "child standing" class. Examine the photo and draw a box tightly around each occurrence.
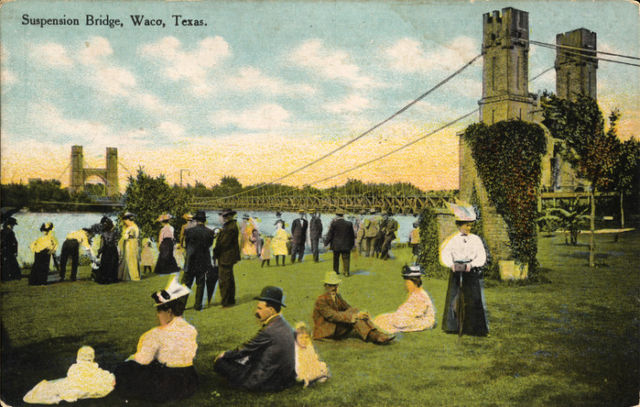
[260,236,272,268]
[140,238,154,275]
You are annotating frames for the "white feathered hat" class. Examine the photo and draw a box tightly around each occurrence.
[151,276,191,306]
[448,202,477,222]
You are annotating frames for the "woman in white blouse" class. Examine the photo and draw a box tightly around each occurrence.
[439,203,489,336]
[115,277,198,402]
[373,265,436,333]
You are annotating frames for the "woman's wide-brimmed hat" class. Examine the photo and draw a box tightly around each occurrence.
[122,212,136,220]
[193,211,207,222]
[254,285,286,307]
[448,202,476,222]
[156,213,173,222]
[219,208,236,218]
[151,276,191,306]
[401,264,425,278]
[323,271,342,285]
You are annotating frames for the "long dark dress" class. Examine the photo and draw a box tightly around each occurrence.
[29,250,51,286]
[95,230,119,284]
[442,270,488,336]
[154,238,180,274]
[115,361,198,402]
[1,226,21,281]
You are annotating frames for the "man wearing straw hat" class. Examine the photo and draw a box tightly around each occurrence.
[213,209,241,308]
[312,272,394,344]
[214,286,296,392]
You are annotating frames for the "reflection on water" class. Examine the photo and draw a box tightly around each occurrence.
[11,210,421,265]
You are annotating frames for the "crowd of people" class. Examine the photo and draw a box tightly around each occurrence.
[4,202,490,403]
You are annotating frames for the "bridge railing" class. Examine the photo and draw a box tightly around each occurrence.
[190,193,457,214]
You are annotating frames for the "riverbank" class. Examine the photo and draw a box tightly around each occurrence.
[1,232,639,406]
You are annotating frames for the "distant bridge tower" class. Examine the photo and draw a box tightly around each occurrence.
[555,28,597,101]
[69,145,119,196]
[478,7,537,124]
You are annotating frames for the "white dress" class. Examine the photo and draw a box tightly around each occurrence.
[373,289,436,334]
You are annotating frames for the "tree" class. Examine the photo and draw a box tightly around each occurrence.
[122,169,191,240]
[611,138,640,227]
[537,199,590,245]
[542,94,620,266]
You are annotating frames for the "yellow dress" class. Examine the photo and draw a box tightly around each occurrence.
[241,220,256,257]
[271,228,289,256]
[118,223,140,281]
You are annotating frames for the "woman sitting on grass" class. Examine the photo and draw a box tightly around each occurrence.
[115,277,198,403]
[373,265,436,334]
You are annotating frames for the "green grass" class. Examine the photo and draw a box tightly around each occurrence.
[2,232,639,406]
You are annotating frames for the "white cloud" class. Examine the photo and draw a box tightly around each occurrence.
[78,36,114,66]
[1,68,16,86]
[289,39,378,89]
[210,104,291,131]
[324,94,371,114]
[225,67,316,96]
[139,36,230,96]
[28,102,111,140]
[455,78,482,98]
[94,66,137,96]
[385,36,479,74]
[158,121,185,139]
[30,43,74,68]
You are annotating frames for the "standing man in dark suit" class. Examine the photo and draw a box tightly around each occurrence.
[181,210,216,311]
[324,209,355,276]
[290,209,308,264]
[309,209,323,263]
[213,208,241,308]
[214,286,297,392]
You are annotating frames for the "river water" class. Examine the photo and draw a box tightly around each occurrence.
[11,211,421,265]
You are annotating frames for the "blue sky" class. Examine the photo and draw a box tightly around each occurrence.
[1,0,638,190]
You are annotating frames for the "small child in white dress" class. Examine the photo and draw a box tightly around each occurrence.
[294,322,329,387]
[23,346,115,404]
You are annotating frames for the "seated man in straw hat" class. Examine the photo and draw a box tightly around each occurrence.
[312,272,395,344]
[214,286,297,392]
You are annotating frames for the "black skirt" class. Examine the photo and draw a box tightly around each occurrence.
[442,270,489,336]
[115,360,198,402]
[95,245,119,284]
[154,238,180,274]
[28,250,50,286]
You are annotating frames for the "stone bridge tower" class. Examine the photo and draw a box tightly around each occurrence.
[69,145,119,197]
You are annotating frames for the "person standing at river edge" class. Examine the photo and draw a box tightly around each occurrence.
[309,210,323,263]
[181,211,216,311]
[118,212,140,281]
[290,209,308,264]
[1,217,21,281]
[324,210,355,276]
[60,226,98,282]
[154,214,180,275]
[213,209,240,308]
[29,222,58,286]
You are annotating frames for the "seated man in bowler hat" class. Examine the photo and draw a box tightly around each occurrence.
[214,286,297,392]
[312,272,395,344]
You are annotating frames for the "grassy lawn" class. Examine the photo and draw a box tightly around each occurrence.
[1,231,639,407]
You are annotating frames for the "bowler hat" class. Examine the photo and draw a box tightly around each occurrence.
[254,286,286,307]
[401,264,425,278]
[193,211,207,222]
[323,271,342,285]
[219,208,236,218]
[152,276,191,306]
